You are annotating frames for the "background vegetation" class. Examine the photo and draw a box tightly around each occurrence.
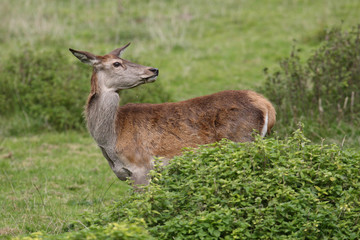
[1,0,360,238]
[262,25,360,146]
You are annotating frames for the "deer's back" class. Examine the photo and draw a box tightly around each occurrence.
[115,90,275,166]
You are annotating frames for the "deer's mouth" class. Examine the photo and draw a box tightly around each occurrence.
[143,75,157,83]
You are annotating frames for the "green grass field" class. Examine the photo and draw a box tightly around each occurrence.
[0,132,129,236]
[1,0,360,238]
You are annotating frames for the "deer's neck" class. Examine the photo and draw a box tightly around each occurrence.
[85,72,120,147]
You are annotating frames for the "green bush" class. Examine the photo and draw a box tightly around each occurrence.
[0,48,90,131]
[262,25,360,145]
[81,130,360,239]
[0,48,172,133]
[13,221,153,240]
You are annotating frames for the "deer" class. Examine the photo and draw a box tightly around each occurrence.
[69,43,276,185]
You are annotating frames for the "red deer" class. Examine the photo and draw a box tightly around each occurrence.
[69,43,276,185]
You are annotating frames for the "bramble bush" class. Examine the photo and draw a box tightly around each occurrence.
[262,25,360,145]
[0,47,172,133]
[74,129,359,239]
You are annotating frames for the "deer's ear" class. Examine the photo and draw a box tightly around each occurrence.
[69,48,100,65]
[109,42,131,58]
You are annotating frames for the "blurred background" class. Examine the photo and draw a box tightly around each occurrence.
[0,0,359,237]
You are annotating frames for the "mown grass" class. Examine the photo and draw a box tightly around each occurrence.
[1,0,360,238]
[0,132,129,237]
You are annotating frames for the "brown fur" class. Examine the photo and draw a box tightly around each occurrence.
[246,91,276,134]
[114,90,275,168]
[86,69,99,107]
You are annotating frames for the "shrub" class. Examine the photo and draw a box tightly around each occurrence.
[82,130,360,239]
[262,25,360,145]
[13,221,153,240]
[0,48,172,133]
[0,48,90,131]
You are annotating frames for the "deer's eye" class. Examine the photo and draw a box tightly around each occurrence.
[113,62,121,68]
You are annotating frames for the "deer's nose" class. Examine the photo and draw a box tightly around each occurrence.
[149,68,159,75]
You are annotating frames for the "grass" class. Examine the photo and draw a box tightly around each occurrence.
[1,0,360,238]
[1,0,360,100]
[0,132,129,237]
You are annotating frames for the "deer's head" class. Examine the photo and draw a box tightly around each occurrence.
[69,43,158,92]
